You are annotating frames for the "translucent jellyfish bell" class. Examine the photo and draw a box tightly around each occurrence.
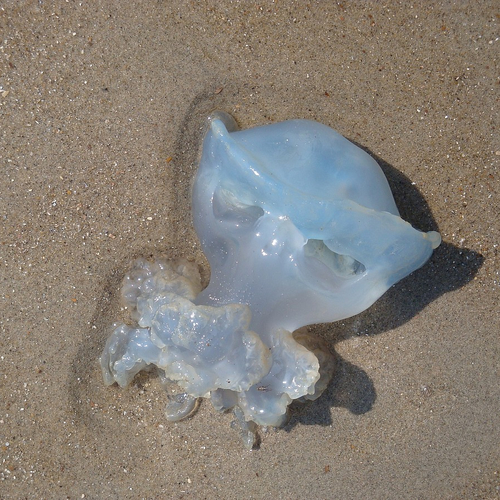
[192,115,440,331]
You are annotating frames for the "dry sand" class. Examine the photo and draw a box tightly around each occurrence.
[1,1,499,498]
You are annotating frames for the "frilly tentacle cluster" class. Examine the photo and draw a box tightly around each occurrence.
[101,258,335,443]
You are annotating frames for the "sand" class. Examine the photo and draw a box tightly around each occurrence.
[1,1,499,498]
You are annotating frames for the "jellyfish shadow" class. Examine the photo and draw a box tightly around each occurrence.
[285,147,484,432]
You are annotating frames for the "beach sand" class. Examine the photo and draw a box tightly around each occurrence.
[1,1,499,498]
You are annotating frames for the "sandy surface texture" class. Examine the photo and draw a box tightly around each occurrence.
[1,1,499,499]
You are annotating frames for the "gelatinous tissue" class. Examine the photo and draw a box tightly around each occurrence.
[100,113,440,448]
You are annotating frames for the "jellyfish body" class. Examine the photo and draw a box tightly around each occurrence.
[101,115,440,446]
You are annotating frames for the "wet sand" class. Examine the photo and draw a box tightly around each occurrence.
[1,2,499,498]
